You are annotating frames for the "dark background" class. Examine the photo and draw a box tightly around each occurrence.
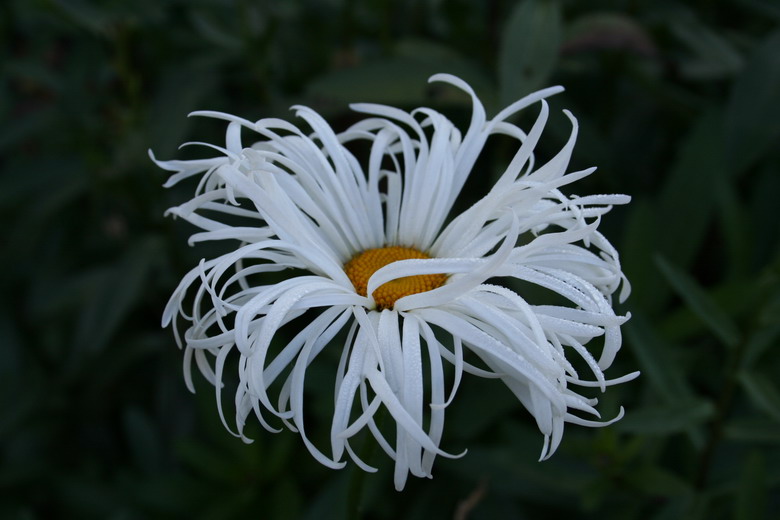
[1,0,779,518]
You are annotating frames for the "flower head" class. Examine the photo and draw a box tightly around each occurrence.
[152,74,637,490]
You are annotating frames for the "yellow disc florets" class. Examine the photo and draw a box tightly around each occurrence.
[344,246,448,310]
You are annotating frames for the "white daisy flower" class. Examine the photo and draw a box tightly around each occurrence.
[151,73,638,491]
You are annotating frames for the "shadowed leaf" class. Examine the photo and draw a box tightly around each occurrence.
[655,255,740,347]
[616,400,715,434]
[739,371,780,422]
[499,0,562,104]
[725,30,780,175]
[624,313,693,404]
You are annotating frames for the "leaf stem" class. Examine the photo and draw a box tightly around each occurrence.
[695,334,747,489]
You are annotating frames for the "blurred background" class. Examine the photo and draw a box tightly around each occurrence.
[1,0,779,518]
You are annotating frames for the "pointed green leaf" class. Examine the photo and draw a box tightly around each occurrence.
[742,324,780,369]
[624,313,693,404]
[627,466,691,497]
[714,175,750,278]
[725,30,780,175]
[670,12,742,80]
[738,371,780,422]
[498,0,562,105]
[149,63,220,158]
[724,417,780,444]
[622,200,665,311]
[651,496,693,520]
[758,289,780,327]
[2,159,88,278]
[615,400,715,434]
[190,10,243,51]
[656,111,725,270]
[306,42,491,108]
[50,0,114,35]
[655,255,740,347]
[660,280,756,343]
[72,237,161,356]
[622,317,708,446]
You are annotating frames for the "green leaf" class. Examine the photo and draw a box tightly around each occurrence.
[655,255,741,347]
[621,200,666,312]
[655,111,726,270]
[714,175,750,279]
[735,452,767,520]
[457,445,588,501]
[651,496,692,520]
[659,279,756,343]
[27,269,108,320]
[190,10,243,51]
[72,237,161,357]
[149,63,220,158]
[615,400,715,434]
[50,0,115,35]
[742,324,780,369]
[758,289,780,327]
[306,42,492,108]
[498,0,562,105]
[738,371,780,422]
[725,30,780,175]
[627,466,692,497]
[670,12,743,80]
[50,0,165,35]
[724,417,780,444]
[624,313,694,404]
[2,159,88,277]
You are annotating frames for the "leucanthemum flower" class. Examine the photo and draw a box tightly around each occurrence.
[152,74,638,491]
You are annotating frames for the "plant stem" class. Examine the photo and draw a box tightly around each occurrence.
[695,335,748,489]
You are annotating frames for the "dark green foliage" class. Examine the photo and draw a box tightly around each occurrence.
[1,0,778,518]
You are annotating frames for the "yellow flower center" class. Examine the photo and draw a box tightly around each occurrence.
[344,246,447,310]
